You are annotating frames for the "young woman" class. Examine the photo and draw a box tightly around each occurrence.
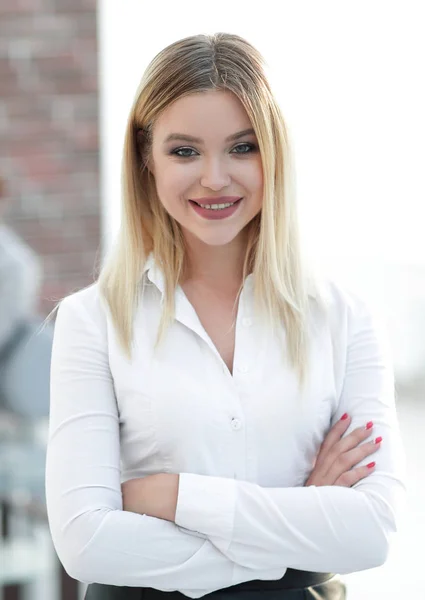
[45,33,406,600]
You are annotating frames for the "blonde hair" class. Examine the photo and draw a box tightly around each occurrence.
[46,33,326,392]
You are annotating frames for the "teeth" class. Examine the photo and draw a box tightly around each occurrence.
[198,201,236,210]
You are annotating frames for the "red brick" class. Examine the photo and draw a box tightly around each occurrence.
[1,97,51,120]
[36,53,78,73]
[54,0,96,13]
[0,0,43,15]
[1,78,22,96]
[0,0,99,318]
[0,16,37,36]
[0,58,14,75]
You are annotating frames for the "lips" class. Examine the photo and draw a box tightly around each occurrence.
[188,197,243,220]
[190,196,242,206]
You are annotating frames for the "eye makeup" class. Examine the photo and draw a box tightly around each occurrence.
[168,142,258,158]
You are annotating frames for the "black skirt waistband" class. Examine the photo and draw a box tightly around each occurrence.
[213,568,335,592]
[84,569,338,600]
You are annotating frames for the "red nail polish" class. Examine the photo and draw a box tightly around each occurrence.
[375,436,382,444]
[341,413,348,420]
[366,421,373,430]
[367,462,375,469]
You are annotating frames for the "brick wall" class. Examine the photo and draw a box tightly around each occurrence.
[0,0,100,316]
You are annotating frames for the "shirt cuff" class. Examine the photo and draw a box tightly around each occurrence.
[175,473,236,542]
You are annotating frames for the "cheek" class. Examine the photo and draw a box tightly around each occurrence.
[235,159,263,189]
[155,164,195,202]
[248,163,264,211]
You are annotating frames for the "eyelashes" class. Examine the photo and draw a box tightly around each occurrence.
[169,143,258,159]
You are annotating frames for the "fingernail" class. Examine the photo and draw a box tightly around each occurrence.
[367,462,376,469]
[366,421,373,430]
[341,413,348,420]
[375,436,382,444]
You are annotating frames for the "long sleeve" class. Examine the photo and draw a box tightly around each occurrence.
[175,296,407,574]
[45,291,286,598]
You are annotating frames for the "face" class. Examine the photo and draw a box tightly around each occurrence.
[149,90,263,247]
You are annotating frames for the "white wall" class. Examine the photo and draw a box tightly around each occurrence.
[98,0,425,268]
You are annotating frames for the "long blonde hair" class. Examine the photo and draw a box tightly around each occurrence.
[45,33,326,392]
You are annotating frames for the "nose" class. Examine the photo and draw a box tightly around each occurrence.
[200,157,231,191]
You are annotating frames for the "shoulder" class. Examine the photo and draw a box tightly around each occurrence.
[317,276,370,313]
[56,282,109,333]
[310,269,384,332]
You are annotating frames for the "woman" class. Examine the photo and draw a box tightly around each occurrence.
[45,33,406,599]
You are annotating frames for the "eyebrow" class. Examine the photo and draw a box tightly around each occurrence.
[163,128,256,145]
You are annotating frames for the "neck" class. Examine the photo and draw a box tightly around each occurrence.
[181,230,248,293]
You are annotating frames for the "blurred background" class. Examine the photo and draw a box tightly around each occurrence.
[0,1,424,599]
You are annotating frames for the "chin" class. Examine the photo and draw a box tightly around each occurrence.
[191,227,245,247]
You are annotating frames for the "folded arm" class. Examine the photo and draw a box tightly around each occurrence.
[174,296,407,574]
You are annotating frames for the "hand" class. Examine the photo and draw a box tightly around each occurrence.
[304,414,382,487]
[121,473,180,521]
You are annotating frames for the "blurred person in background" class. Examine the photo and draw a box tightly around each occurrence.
[0,175,51,420]
[0,175,42,358]
[45,33,406,600]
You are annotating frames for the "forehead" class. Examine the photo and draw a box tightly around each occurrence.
[153,90,252,138]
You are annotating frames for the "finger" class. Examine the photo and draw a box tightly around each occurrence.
[325,437,382,483]
[324,423,375,469]
[333,462,376,487]
[315,414,352,468]
[316,418,369,472]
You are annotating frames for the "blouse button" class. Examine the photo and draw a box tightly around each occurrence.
[231,418,242,430]
[242,318,252,327]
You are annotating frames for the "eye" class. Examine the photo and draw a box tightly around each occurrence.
[170,147,198,158]
[231,143,257,154]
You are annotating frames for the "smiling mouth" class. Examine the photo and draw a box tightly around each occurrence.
[189,198,242,210]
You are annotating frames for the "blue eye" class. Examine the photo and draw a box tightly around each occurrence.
[231,143,257,154]
[170,143,257,158]
[171,147,197,158]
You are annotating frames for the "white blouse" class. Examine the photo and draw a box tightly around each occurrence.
[45,255,407,598]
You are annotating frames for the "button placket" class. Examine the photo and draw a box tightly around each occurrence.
[229,414,245,479]
[231,417,242,431]
[230,279,258,481]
